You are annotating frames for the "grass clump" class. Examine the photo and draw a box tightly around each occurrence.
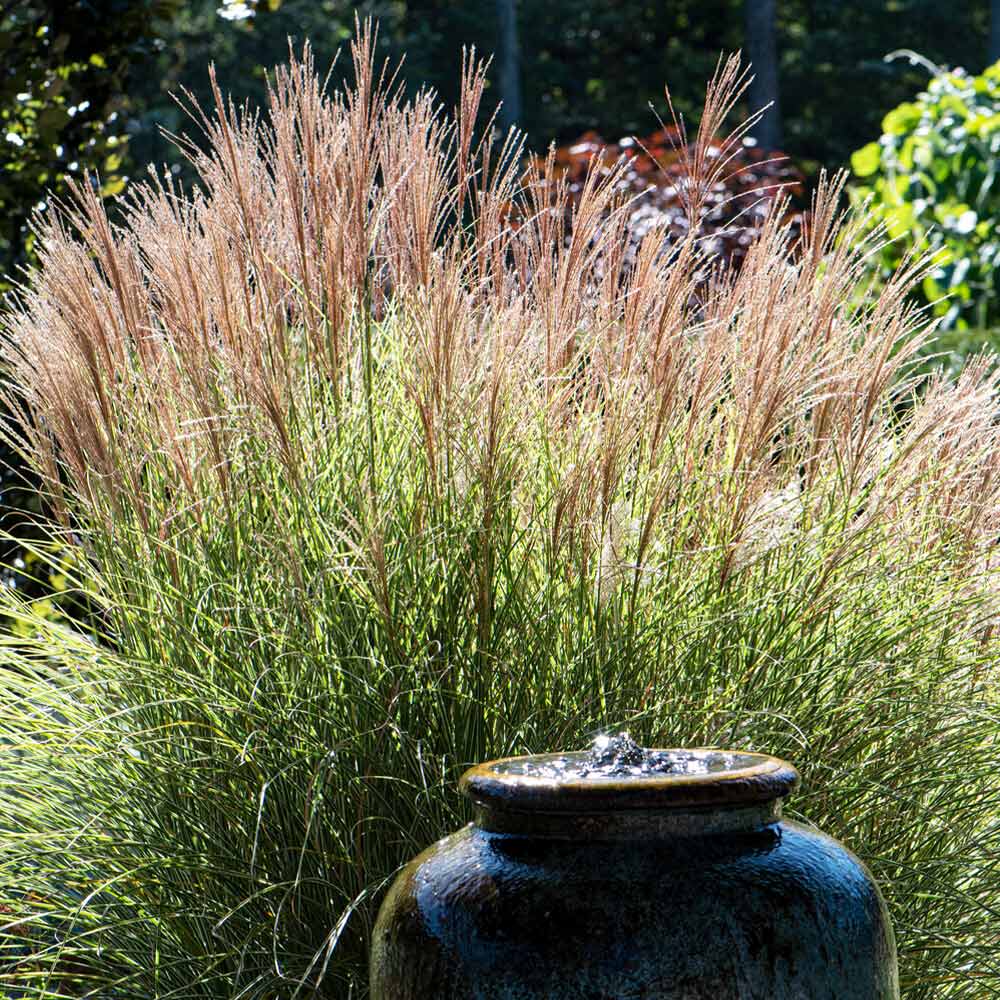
[2,28,1000,998]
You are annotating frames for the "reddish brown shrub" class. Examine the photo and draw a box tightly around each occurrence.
[533,125,806,270]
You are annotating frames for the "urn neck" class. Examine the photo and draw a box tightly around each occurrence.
[474,798,783,840]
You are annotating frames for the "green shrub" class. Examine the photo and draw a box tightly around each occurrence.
[851,60,1000,331]
[2,37,1000,998]
[913,326,1000,383]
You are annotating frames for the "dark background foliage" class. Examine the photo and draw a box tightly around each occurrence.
[125,1,995,174]
[5,0,1000,289]
[532,126,807,273]
[0,0,182,289]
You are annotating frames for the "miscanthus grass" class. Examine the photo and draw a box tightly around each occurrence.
[2,28,1000,998]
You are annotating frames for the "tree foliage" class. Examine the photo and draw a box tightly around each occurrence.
[0,0,180,289]
[124,0,996,185]
[852,60,1000,330]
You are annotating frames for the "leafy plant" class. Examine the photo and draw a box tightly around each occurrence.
[2,34,1000,999]
[851,59,1000,331]
[536,125,806,271]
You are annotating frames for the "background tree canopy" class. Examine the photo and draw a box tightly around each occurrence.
[0,0,182,291]
[2,0,998,288]
[126,0,994,184]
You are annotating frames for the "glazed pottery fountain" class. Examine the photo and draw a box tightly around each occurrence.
[370,734,899,999]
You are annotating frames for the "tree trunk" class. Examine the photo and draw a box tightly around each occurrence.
[991,0,1000,64]
[496,0,522,132]
[744,0,783,150]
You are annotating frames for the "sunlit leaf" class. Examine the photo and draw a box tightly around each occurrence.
[851,141,881,177]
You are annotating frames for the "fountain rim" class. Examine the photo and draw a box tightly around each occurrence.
[460,748,800,813]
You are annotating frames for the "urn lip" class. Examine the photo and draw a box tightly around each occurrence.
[460,749,799,813]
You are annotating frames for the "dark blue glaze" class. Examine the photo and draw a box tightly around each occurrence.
[370,750,898,999]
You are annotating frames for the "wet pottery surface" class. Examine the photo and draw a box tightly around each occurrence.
[370,739,899,999]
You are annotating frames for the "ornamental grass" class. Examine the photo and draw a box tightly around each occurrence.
[2,27,1000,998]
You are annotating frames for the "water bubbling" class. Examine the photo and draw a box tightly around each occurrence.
[493,733,742,780]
